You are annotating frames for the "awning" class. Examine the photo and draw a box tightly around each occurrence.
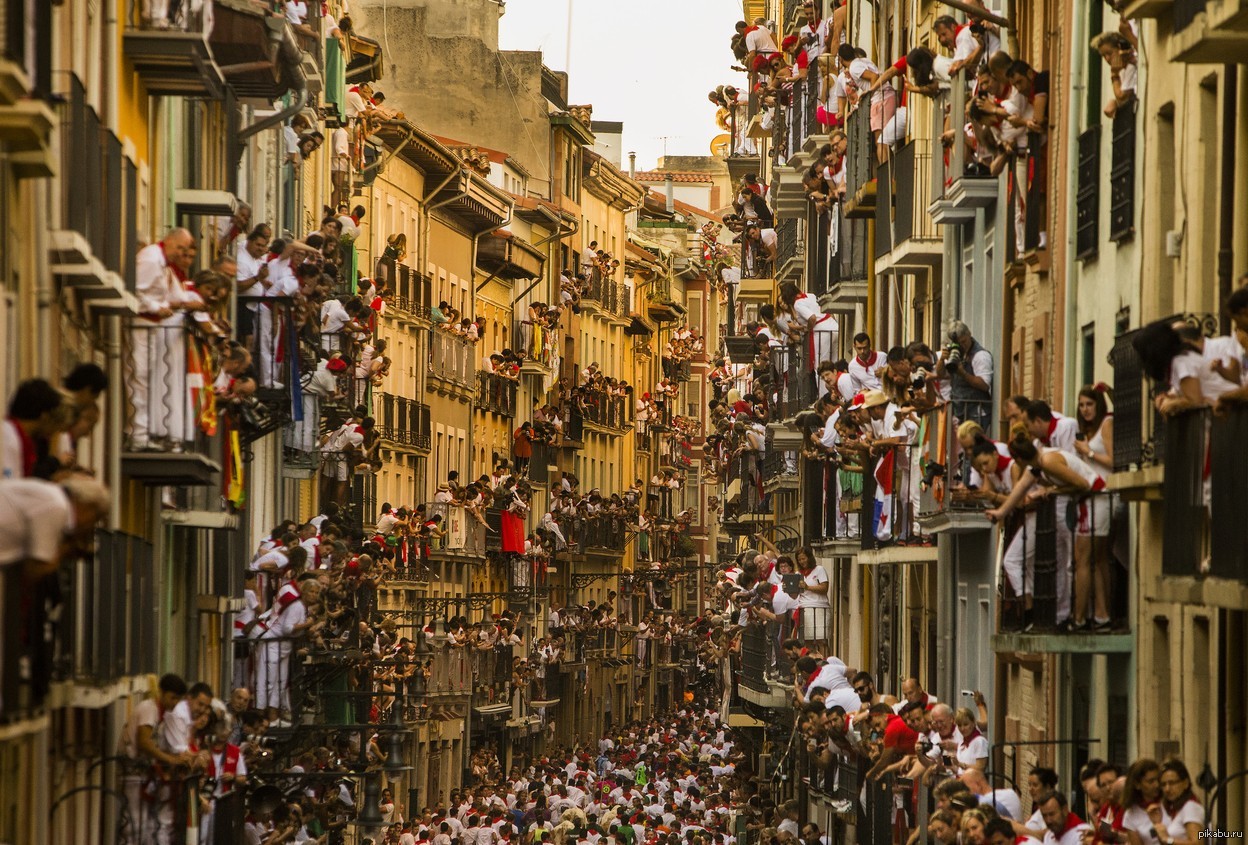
[473,703,512,717]
[477,229,545,280]
[346,33,383,83]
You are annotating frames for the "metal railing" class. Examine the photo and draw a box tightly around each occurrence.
[476,371,519,417]
[844,100,877,203]
[1210,406,1248,581]
[123,315,221,454]
[859,443,931,551]
[563,514,628,551]
[725,452,768,521]
[782,76,821,161]
[1109,327,1167,471]
[893,141,939,245]
[579,392,631,430]
[125,0,209,31]
[831,204,869,288]
[768,342,819,420]
[776,216,800,270]
[378,258,432,319]
[375,393,432,450]
[429,330,475,387]
[996,491,1126,633]
[1161,410,1208,578]
[802,456,862,543]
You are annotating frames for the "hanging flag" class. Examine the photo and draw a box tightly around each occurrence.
[227,428,246,509]
[187,334,217,436]
[873,449,895,541]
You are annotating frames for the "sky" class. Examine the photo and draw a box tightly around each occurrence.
[498,0,746,171]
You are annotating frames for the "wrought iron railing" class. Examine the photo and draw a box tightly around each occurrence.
[893,141,939,246]
[1210,405,1248,581]
[859,443,932,551]
[802,456,861,543]
[1109,99,1137,243]
[422,502,487,557]
[429,330,475,387]
[844,100,876,203]
[1161,410,1208,578]
[477,371,519,417]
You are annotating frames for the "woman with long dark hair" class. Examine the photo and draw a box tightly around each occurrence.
[1133,319,1237,415]
[1150,760,1204,845]
[1121,758,1163,845]
[1071,384,1116,630]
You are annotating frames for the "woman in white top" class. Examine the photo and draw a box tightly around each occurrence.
[1121,758,1163,845]
[1150,760,1204,845]
[952,707,988,773]
[1135,319,1238,416]
[1072,385,1116,630]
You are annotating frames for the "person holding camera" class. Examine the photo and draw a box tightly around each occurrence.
[938,320,993,429]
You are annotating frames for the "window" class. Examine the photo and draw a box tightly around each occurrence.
[1109,99,1136,243]
[1081,324,1096,387]
[1075,127,1100,260]
[1032,337,1045,399]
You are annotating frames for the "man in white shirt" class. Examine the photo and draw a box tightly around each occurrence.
[1025,401,1078,451]
[119,674,193,845]
[1038,791,1091,845]
[744,20,779,62]
[848,333,885,392]
[962,768,1023,820]
[934,15,982,74]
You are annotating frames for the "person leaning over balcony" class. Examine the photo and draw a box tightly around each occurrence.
[117,673,193,844]
[1134,319,1238,416]
[1092,32,1136,119]
[934,15,984,76]
[836,44,899,163]
[987,436,1104,631]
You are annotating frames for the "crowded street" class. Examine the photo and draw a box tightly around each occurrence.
[2,0,1248,843]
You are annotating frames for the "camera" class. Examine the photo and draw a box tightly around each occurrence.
[912,373,927,389]
[943,343,964,370]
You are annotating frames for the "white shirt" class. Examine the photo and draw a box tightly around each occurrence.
[953,24,979,64]
[979,788,1022,820]
[745,26,778,55]
[1170,349,1238,401]
[159,699,196,755]
[796,564,830,608]
[284,1,308,25]
[1160,798,1204,839]
[848,352,885,392]
[120,698,164,760]
[955,731,989,772]
[1043,819,1092,845]
[321,298,351,333]
[236,249,266,299]
[0,480,73,566]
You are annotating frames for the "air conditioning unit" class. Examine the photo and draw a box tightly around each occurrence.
[301,56,323,96]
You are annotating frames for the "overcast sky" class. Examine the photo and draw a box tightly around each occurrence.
[498,0,746,171]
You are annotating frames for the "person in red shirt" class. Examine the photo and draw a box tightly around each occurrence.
[865,702,918,779]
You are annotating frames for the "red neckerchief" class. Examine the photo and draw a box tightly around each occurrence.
[996,454,1013,474]
[1044,417,1058,444]
[158,242,188,282]
[804,668,820,688]
[1057,812,1085,836]
[7,419,36,476]
[857,351,878,368]
[961,727,981,746]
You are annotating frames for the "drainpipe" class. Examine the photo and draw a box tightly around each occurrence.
[106,315,123,529]
[1062,0,1086,410]
[1217,65,1238,333]
[665,174,675,213]
[511,209,579,306]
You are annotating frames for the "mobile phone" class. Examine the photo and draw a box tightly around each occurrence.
[961,690,975,698]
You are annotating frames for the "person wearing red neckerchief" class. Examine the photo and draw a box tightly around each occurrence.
[848,332,885,392]
[1037,790,1092,845]
[198,713,247,843]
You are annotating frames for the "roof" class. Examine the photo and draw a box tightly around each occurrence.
[632,171,717,184]
[430,134,531,177]
[644,189,719,220]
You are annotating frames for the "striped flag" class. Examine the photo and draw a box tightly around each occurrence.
[873,449,895,541]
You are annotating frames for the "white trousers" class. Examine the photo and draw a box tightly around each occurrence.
[255,639,292,711]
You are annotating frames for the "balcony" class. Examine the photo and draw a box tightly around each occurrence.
[645,276,682,323]
[877,141,942,272]
[722,92,763,181]
[782,76,823,163]
[0,84,54,179]
[428,331,476,395]
[378,258,432,324]
[579,392,631,432]
[564,515,629,556]
[1109,101,1137,244]
[49,75,136,311]
[475,371,519,417]
[856,443,938,565]
[740,236,773,283]
[768,342,818,420]
[928,74,1000,224]
[121,317,222,486]
[582,269,632,321]
[123,2,224,98]
[842,103,877,218]
[991,494,1134,654]
[2,530,157,723]
[423,502,487,559]
[1169,0,1248,62]
[915,400,997,534]
[376,393,432,451]
[723,452,771,528]
[775,216,802,282]
[823,205,869,306]
[476,229,545,281]
[515,318,560,373]
[801,457,863,550]
[736,624,791,708]
[761,444,800,493]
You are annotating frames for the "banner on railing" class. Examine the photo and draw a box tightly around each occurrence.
[445,506,468,550]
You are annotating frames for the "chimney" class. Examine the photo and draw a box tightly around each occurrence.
[628,151,636,178]
[665,173,675,213]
